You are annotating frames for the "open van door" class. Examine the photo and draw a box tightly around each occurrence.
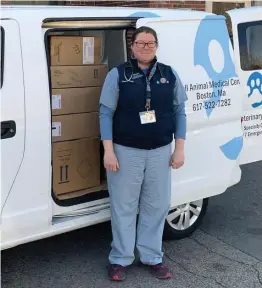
[136,15,243,211]
[227,7,262,165]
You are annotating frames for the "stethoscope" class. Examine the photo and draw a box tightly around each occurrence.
[122,60,168,84]
[122,61,134,83]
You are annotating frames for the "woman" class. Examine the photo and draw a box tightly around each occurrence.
[99,26,187,281]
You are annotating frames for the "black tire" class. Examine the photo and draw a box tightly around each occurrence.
[163,198,209,240]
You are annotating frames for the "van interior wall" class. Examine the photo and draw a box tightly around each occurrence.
[80,29,127,69]
[103,30,127,69]
[49,28,128,202]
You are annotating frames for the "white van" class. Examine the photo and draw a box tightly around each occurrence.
[1,5,261,250]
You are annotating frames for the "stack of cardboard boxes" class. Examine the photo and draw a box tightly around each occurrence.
[50,35,108,197]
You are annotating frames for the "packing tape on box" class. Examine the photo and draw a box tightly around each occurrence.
[83,37,94,64]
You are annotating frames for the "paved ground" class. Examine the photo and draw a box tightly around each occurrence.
[2,161,262,288]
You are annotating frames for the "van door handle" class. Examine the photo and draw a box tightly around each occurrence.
[1,120,16,140]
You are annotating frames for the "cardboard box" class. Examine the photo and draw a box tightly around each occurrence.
[52,87,101,115]
[50,36,102,66]
[52,138,100,195]
[52,113,99,142]
[50,65,108,89]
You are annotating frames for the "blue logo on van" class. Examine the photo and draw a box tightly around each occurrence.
[194,15,237,117]
[247,71,262,108]
[128,12,159,18]
[220,136,243,160]
[194,16,243,160]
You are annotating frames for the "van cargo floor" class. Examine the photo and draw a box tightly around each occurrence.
[56,181,108,200]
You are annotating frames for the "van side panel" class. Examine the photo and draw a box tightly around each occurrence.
[137,16,243,207]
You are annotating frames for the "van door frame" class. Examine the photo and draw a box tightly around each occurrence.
[43,18,138,207]
[0,26,5,88]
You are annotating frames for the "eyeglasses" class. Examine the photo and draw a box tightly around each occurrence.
[135,41,157,48]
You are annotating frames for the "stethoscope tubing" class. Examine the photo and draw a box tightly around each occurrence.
[123,61,165,83]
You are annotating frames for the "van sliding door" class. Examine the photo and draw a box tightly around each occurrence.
[136,16,244,207]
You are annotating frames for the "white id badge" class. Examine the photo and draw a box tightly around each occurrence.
[139,110,156,124]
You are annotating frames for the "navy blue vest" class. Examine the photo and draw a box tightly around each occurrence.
[113,58,176,150]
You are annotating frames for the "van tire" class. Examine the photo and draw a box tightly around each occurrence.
[163,198,209,240]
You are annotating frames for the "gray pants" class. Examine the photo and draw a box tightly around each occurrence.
[107,143,172,266]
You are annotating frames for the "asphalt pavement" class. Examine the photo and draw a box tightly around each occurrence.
[2,161,262,288]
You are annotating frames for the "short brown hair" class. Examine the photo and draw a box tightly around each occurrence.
[131,26,158,46]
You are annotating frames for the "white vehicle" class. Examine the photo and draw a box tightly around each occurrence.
[1,5,261,250]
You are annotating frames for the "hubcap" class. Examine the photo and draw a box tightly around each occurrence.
[166,199,203,230]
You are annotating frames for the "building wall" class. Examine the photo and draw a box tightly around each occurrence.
[3,1,261,10]
[1,0,205,10]
[253,0,262,5]
[64,1,206,11]
[1,0,51,4]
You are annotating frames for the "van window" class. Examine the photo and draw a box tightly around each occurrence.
[0,26,4,88]
[238,20,262,71]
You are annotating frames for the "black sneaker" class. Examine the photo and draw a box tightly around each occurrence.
[144,263,172,279]
[108,264,126,281]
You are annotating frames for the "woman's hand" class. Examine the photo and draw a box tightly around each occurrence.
[104,150,119,172]
[170,148,185,169]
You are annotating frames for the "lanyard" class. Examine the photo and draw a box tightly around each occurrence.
[145,62,158,111]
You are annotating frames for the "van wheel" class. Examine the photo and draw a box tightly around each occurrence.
[163,198,209,240]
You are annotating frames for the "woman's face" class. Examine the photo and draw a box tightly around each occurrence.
[131,32,157,64]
